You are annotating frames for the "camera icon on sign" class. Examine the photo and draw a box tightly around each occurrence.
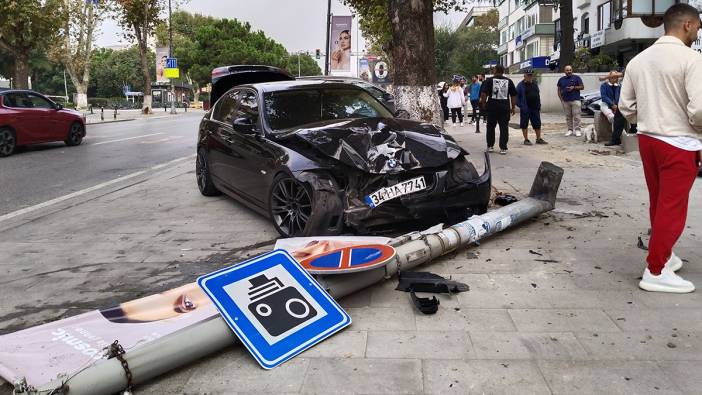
[247,274,317,337]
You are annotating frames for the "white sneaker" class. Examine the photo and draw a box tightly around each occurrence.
[565,129,573,136]
[639,267,695,293]
[452,122,456,127]
[575,129,583,137]
[666,252,683,272]
[460,122,464,127]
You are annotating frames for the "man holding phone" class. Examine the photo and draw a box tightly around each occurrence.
[557,65,584,137]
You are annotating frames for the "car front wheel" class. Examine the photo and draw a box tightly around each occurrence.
[64,122,85,146]
[0,128,16,157]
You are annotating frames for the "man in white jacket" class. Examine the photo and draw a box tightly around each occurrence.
[619,3,702,293]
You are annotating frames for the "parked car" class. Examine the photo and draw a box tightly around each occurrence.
[581,90,601,116]
[0,90,85,157]
[196,65,491,237]
[298,75,397,115]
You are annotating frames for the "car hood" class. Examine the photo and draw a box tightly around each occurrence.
[289,118,465,174]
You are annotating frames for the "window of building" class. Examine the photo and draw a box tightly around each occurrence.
[554,18,561,47]
[509,24,515,39]
[526,41,538,58]
[581,12,590,34]
[501,29,508,44]
[598,1,611,31]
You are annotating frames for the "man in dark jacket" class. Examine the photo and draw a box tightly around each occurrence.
[601,70,626,146]
[516,70,547,145]
[479,64,517,154]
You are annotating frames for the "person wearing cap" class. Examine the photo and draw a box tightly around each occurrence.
[619,3,702,293]
[516,70,547,145]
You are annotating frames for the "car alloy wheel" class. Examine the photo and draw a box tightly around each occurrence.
[0,128,15,157]
[195,148,220,196]
[65,122,84,146]
[270,177,313,237]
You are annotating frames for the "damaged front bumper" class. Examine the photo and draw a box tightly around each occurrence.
[344,153,491,230]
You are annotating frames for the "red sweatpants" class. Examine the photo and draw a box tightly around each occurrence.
[639,134,699,275]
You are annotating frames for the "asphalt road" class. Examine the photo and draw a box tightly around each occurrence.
[0,112,203,216]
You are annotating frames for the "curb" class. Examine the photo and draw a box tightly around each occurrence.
[85,118,136,125]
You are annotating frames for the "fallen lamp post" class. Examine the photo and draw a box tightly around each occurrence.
[19,161,563,395]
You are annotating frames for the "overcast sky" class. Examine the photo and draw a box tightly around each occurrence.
[97,0,467,53]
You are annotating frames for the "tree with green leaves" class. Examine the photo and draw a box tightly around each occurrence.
[115,0,166,113]
[89,46,155,98]
[0,0,64,89]
[286,53,322,77]
[50,0,112,108]
[435,9,498,81]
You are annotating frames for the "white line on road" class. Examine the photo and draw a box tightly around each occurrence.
[91,132,164,145]
[0,154,195,223]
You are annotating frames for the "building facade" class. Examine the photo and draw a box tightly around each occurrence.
[497,0,556,73]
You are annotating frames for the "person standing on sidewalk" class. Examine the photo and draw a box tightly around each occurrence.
[444,79,466,127]
[557,65,584,137]
[619,3,702,293]
[516,70,547,145]
[469,75,482,126]
[479,65,517,154]
[438,82,450,123]
[601,70,626,146]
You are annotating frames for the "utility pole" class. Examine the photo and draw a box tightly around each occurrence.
[298,53,301,77]
[63,69,69,103]
[169,0,176,115]
[324,0,331,75]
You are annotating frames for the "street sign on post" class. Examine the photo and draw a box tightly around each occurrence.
[166,57,177,69]
[197,250,351,369]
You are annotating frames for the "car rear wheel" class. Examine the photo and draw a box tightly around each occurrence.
[0,128,16,157]
[64,122,84,146]
[196,148,221,196]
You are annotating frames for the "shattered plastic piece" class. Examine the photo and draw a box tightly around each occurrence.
[396,271,469,294]
[410,292,440,315]
[494,194,519,206]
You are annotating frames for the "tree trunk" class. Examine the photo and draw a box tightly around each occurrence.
[559,0,575,72]
[13,51,30,89]
[74,87,88,108]
[388,0,442,125]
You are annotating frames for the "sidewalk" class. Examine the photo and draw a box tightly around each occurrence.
[1,114,701,394]
[81,108,205,124]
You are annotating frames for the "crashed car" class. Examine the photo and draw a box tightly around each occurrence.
[197,65,491,237]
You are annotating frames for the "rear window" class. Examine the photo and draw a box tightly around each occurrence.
[263,88,393,131]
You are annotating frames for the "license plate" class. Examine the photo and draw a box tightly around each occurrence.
[365,176,427,208]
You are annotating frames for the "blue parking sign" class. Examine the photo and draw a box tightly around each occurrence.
[198,250,351,369]
[166,57,177,69]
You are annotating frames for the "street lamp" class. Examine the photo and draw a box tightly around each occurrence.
[168,0,176,115]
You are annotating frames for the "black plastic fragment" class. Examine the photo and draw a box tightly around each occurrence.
[396,272,470,294]
[494,194,519,206]
[410,292,440,314]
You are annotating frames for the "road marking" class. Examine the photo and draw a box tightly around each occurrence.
[91,132,164,145]
[0,154,194,223]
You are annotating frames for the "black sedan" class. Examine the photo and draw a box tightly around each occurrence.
[197,65,491,237]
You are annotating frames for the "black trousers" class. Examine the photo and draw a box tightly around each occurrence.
[470,100,480,122]
[442,105,449,121]
[486,111,510,150]
[450,107,464,123]
[610,110,626,144]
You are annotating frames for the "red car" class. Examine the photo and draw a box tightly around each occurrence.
[0,90,86,157]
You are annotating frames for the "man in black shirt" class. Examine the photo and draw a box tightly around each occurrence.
[516,70,547,145]
[479,65,517,154]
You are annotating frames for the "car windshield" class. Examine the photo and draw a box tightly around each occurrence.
[263,88,393,132]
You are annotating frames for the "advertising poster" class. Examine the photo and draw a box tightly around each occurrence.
[155,47,170,83]
[0,238,388,389]
[329,16,353,73]
[358,58,370,81]
[371,59,391,84]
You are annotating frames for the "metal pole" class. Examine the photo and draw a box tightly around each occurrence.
[169,0,176,115]
[63,70,69,103]
[324,0,332,75]
[298,52,301,77]
[25,162,563,395]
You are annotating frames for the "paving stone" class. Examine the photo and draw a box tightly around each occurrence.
[366,330,472,359]
[576,331,702,360]
[338,289,372,309]
[345,306,416,331]
[470,331,588,360]
[458,288,639,310]
[299,330,367,359]
[509,309,621,332]
[183,347,309,393]
[422,359,551,395]
[605,309,702,332]
[538,360,682,395]
[658,361,702,395]
[416,308,517,332]
[301,358,422,394]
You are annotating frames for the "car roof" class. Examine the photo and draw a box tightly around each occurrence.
[252,80,367,92]
[0,89,44,95]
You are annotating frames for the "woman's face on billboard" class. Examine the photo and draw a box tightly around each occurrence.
[339,32,351,50]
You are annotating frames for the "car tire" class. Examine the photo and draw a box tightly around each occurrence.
[0,128,16,157]
[196,148,221,196]
[269,173,342,238]
[64,122,85,146]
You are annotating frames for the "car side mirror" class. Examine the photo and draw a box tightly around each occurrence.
[232,117,256,135]
[55,103,63,110]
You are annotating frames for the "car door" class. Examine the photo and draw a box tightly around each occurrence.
[28,93,65,140]
[226,89,277,206]
[207,91,239,188]
[1,93,31,144]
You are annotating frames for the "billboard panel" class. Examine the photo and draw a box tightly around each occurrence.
[329,16,352,72]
